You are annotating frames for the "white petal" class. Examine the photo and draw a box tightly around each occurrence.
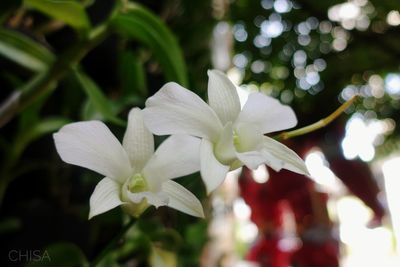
[143,82,222,140]
[234,122,263,152]
[162,180,205,218]
[236,92,297,134]
[143,135,201,188]
[53,121,132,183]
[262,136,309,175]
[236,150,266,170]
[236,137,309,175]
[126,190,169,208]
[123,108,154,172]
[207,70,241,124]
[200,139,230,194]
[89,177,123,219]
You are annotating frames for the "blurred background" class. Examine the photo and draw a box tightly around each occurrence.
[0,0,400,266]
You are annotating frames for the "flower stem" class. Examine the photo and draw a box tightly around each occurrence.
[276,95,358,140]
[89,218,136,267]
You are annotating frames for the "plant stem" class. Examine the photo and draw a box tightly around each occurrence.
[276,95,358,140]
[0,24,109,128]
[89,218,136,267]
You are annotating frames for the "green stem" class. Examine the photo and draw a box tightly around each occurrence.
[0,24,109,128]
[89,218,136,267]
[275,95,358,140]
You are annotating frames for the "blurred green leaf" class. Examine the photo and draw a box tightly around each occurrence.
[185,221,208,249]
[81,99,103,121]
[0,217,21,235]
[118,50,147,97]
[111,3,188,86]
[24,242,87,267]
[0,28,54,71]
[96,255,123,267]
[114,95,145,114]
[74,69,125,126]
[19,91,52,132]
[24,0,91,30]
[150,228,183,252]
[13,117,69,160]
[0,0,22,23]
[114,227,152,264]
[23,118,68,143]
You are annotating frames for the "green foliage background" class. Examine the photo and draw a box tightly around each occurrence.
[0,0,214,266]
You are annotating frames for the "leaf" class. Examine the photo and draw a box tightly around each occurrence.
[19,90,53,132]
[113,95,144,114]
[74,69,125,126]
[0,0,22,23]
[81,99,103,121]
[185,221,208,248]
[0,217,21,235]
[110,3,188,86]
[96,255,124,267]
[27,118,68,141]
[24,0,91,30]
[24,242,87,267]
[14,117,69,159]
[118,50,147,97]
[150,228,183,251]
[0,28,54,71]
[114,228,152,263]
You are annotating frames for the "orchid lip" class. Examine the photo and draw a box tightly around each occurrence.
[213,126,250,165]
[128,173,148,193]
[233,129,240,147]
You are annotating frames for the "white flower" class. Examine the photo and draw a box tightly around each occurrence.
[143,70,309,194]
[53,108,204,219]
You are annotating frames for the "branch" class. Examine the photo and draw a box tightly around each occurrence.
[276,95,357,140]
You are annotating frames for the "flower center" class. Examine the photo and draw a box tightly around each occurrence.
[128,173,148,193]
[233,130,240,148]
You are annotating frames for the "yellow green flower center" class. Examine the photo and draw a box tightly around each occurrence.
[121,173,150,218]
[128,173,147,193]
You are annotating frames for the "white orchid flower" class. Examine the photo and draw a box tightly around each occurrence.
[143,70,309,194]
[53,108,204,219]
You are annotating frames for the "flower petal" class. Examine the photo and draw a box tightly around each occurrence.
[236,92,297,134]
[207,70,241,124]
[201,139,230,194]
[143,82,223,140]
[126,190,169,208]
[53,121,131,183]
[143,135,201,189]
[89,177,123,219]
[162,180,205,218]
[261,136,309,175]
[123,108,154,172]
[234,122,263,152]
[236,137,309,175]
[236,150,267,170]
